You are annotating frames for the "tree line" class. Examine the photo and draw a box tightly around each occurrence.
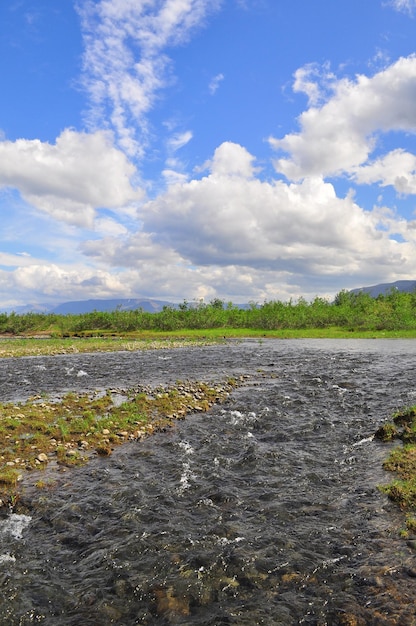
[1,289,416,334]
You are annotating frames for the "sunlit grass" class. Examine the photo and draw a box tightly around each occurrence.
[1,327,416,359]
[0,335,221,358]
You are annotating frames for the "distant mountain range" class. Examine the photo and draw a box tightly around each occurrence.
[4,280,416,314]
[350,280,416,298]
[4,298,175,315]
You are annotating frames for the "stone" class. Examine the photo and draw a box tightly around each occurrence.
[36,453,48,463]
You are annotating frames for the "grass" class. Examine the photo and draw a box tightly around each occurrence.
[0,379,239,508]
[0,335,222,358]
[376,406,416,534]
[1,327,416,359]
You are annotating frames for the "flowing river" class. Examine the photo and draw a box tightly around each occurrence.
[0,339,416,625]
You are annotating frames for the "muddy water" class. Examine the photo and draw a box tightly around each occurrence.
[1,339,416,625]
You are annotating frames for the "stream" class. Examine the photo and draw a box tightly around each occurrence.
[0,339,415,625]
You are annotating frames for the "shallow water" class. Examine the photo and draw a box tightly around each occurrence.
[1,339,416,625]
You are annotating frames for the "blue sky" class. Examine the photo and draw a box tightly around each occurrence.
[1,0,416,308]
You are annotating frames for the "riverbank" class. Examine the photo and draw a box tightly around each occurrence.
[376,407,416,534]
[2,326,416,358]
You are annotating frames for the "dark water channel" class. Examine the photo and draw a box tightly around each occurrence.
[1,339,416,625]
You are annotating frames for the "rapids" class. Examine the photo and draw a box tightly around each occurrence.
[0,339,416,624]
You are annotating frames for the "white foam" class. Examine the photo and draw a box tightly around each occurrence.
[178,441,194,455]
[228,410,257,426]
[0,553,16,564]
[1,514,32,539]
[178,461,196,493]
[352,435,374,447]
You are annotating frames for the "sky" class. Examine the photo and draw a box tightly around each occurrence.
[1,0,416,309]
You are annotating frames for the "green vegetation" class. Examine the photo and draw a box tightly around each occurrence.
[0,337,219,358]
[376,406,416,533]
[2,289,416,339]
[0,379,238,507]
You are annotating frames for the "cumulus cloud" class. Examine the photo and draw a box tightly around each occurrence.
[0,263,129,305]
[0,129,142,227]
[122,143,416,290]
[4,139,416,307]
[206,141,257,177]
[354,149,416,194]
[77,0,221,157]
[270,55,416,181]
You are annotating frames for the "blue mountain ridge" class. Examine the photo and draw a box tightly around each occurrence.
[4,298,175,315]
[350,280,416,298]
[5,281,416,314]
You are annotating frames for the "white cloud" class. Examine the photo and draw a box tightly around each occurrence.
[4,143,416,306]
[94,216,129,237]
[209,72,224,95]
[124,143,416,290]
[0,129,142,227]
[206,141,257,177]
[389,0,416,14]
[167,130,193,152]
[0,263,129,305]
[270,55,416,181]
[0,251,37,268]
[292,63,335,106]
[354,149,416,194]
[162,169,190,185]
[77,0,221,157]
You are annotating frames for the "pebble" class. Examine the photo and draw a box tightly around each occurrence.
[36,453,48,463]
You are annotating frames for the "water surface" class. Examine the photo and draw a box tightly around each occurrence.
[1,339,416,624]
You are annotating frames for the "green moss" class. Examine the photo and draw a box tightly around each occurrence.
[382,444,416,479]
[375,423,398,441]
[378,406,416,518]
[406,514,416,533]
[0,466,21,487]
[0,379,238,508]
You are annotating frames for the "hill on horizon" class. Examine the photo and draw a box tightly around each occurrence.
[4,298,175,315]
[350,280,416,298]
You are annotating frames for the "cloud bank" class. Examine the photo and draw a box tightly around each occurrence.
[1,1,416,308]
